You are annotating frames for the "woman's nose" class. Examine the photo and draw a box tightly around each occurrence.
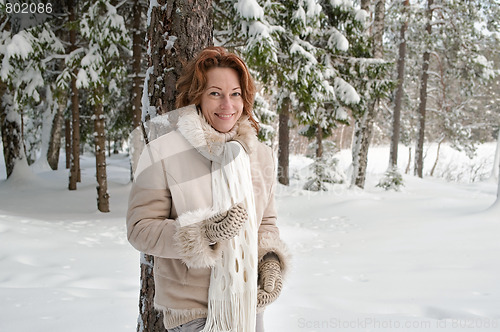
[220,95,231,109]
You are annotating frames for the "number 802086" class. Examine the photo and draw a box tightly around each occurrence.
[5,2,53,14]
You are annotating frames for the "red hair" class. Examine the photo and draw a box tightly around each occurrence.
[175,46,259,133]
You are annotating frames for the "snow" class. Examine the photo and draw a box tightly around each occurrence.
[328,29,349,52]
[0,143,499,331]
[235,0,264,20]
[141,66,157,120]
[146,0,159,27]
[6,32,34,59]
[76,68,90,89]
[334,76,360,104]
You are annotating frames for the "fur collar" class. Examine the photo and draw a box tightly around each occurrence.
[176,105,257,161]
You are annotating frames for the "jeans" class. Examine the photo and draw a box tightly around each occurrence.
[167,318,206,332]
[167,313,264,332]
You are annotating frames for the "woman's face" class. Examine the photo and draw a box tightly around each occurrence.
[199,67,244,133]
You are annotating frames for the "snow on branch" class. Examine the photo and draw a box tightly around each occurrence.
[235,0,264,20]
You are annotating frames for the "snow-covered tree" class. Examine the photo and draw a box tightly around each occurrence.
[303,140,346,191]
[0,3,65,178]
[253,92,275,145]
[381,0,499,179]
[214,0,362,185]
[65,0,130,212]
[327,0,394,189]
[385,0,498,178]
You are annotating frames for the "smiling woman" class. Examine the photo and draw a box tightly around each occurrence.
[126,47,290,332]
[199,67,244,133]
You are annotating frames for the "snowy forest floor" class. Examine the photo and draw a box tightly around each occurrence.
[0,143,499,332]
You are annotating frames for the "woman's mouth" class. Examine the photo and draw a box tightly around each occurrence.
[215,113,234,119]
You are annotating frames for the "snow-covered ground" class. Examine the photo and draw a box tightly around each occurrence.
[0,143,499,332]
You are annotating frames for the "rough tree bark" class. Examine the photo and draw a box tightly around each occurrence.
[136,1,213,331]
[414,0,434,178]
[47,100,64,170]
[278,97,291,185]
[94,92,109,213]
[389,0,409,168]
[147,0,214,116]
[352,0,385,189]
[68,0,81,189]
[65,118,71,169]
[131,0,145,129]
[351,100,377,188]
[316,125,323,159]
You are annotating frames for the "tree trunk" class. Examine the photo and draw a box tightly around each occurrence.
[372,0,385,59]
[389,0,409,168]
[131,0,144,129]
[0,82,27,178]
[94,96,110,213]
[65,118,71,169]
[490,129,500,181]
[497,156,500,201]
[415,0,434,178]
[68,0,81,189]
[136,0,214,330]
[361,0,370,12]
[107,136,111,157]
[405,147,412,174]
[351,0,385,189]
[316,125,323,159]
[278,97,290,185]
[430,138,443,177]
[47,99,64,170]
[351,100,376,188]
[146,0,214,117]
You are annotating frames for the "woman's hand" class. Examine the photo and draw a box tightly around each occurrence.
[257,253,283,309]
[203,203,248,243]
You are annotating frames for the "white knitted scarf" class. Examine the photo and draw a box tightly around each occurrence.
[203,140,258,331]
[177,107,258,331]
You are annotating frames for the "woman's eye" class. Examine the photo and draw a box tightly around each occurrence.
[209,91,220,97]
[232,92,241,97]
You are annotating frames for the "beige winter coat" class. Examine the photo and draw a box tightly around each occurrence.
[126,105,289,329]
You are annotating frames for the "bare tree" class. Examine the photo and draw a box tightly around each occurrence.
[414,0,434,178]
[389,0,409,169]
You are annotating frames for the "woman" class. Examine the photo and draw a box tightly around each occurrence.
[127,47,289,332]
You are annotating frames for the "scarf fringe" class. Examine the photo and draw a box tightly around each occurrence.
[201,290,257,332]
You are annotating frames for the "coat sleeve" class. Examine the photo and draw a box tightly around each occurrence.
[127,142,222,268]
[257,148,291,277]
[126,143,182,259]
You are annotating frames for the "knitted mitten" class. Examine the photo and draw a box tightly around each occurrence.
[203,203,248,243]
[257,254,283,309]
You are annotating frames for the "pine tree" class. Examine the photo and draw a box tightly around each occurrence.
[0,4,65,178]
[407,0,498,177]
[214,0,359,185]
[70,0,130,212]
